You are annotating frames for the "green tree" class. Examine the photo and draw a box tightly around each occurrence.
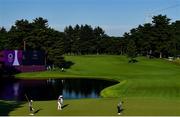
[48,31,65,68]
[152,15,171,58]
[171,21,180,57]
[71,24,81,55]
[127,39,137,63]
[64,25,74,54]
[0,27,8,50]
[93,26,105,54]
[8,19,32,50]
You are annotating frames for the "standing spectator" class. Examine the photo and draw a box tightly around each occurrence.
[57,98,62,110]
[60,95,63,106]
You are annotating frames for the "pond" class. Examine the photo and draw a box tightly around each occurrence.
[0,78,118,101]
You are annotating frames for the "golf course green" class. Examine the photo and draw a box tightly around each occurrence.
[1,55,180,115]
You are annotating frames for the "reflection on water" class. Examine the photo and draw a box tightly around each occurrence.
[0,78,118,101]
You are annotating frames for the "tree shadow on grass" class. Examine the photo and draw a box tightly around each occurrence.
[0,101,25,116]
[61,61,74,69]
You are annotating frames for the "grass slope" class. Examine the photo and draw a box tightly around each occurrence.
[16,55,180,99]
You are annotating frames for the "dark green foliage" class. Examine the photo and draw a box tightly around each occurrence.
[123,14,180,58]
[1,14,180,65]
[0,27,8,50]
[152,15,171,58]
[64,25,122,55]
[127,39,137,63]
[47,31,65,67]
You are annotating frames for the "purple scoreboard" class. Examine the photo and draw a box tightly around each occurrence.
[0,50,45,72]
[4,50,22,66]
[0,50,23,66]
[22,50,45,65]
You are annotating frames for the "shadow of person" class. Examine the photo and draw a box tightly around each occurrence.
[120,108,124,113]
[34,109,42,114]
[62,104,69,109]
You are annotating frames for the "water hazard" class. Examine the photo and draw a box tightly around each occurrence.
[0,78,118,101]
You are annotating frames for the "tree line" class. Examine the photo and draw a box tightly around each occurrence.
[0,15,180,67]
[124,15,180,59]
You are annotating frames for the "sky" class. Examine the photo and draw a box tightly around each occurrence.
[0,0,180,36]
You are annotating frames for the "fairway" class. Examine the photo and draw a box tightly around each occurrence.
[8,55,180,115]
[1,98,180,116]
